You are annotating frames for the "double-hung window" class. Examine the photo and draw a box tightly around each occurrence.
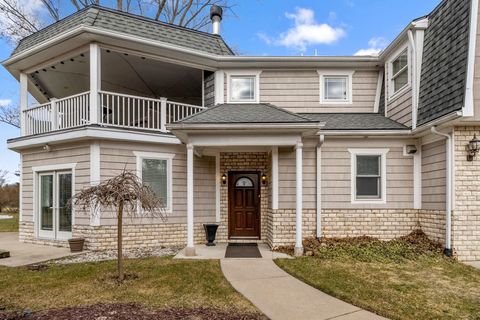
[349,149,388,203]
[134,152,174,211]
[390,48,409,96]
[318,71,354,104]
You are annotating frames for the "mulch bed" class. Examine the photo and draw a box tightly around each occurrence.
[0,304,268,320]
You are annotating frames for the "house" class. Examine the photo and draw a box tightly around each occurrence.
[4,0,480,261]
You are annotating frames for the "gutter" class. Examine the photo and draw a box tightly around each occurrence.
[431,126,453,257]
[167,122,323,130]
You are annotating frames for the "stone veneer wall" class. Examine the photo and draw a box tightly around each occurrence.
[453,126,480,261]
[417,209,446,244]
[219,152,269,242]
[19,221,207,250]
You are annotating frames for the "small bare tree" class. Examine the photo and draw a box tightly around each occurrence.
[71,170,165,282]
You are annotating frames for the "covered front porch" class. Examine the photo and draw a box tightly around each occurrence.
[168,103,323,256]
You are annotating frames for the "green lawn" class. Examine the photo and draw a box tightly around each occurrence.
[275,233,480,320]
[0,212,18,232]
[0,257,260,316]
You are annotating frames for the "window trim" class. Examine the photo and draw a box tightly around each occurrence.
[318,70,354,105]
[226,70,262,104]
[387,44,411,99]
[134,151,175,212]
[348,148,389,204]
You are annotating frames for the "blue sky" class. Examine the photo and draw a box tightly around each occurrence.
[0,0,440,183]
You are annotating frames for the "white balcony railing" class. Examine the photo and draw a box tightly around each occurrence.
[22,90,205,136]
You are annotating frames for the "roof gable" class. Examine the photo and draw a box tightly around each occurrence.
[12,6,234,57]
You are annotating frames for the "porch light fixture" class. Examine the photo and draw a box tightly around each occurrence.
[222,174,227,184]
[467,133,480,161]
[261,174,267,185]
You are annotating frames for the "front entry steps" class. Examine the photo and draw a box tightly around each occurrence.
[174,243,291,260]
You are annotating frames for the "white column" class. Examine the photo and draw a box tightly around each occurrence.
[214,71,224,105]
[186,143,196,256]
[295,141,303,256]
[215,153,221,222]
[271,146,279,210]
[50,98,58,131]
[89,43,101,124]
[20,72,28,136]
[19,154,23,222]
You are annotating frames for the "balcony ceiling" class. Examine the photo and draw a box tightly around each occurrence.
[29,49,202,105]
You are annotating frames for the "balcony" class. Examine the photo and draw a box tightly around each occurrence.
[22,90,205,136]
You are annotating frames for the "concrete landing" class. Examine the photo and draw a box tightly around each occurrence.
[0,232,76,267]
[174,243,291,260]
[221,259,386,320]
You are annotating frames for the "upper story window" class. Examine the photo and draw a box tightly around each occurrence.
[349,148,388,204]
[388,46,410,97]
[231,76,255,101]
[226,71,261,103]
[318,70,354,105]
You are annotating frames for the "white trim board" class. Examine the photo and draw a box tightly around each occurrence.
[348,148,389,204]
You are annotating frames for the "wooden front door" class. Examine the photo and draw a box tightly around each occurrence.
[228,172,260,238]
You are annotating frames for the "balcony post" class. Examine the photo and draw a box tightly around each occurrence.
[160,97,167,132]
[19,72,28,136]
[89,43,101,124]
[50,98,58,131]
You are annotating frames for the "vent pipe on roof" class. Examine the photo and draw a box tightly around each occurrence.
[210,5,223,35]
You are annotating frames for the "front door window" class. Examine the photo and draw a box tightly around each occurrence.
[38,171,73,239]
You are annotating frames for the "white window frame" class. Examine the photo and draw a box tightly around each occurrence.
[226,70,262,103]
[387,43,411,99]
[317,70,354,105]
[32,163,76,240]
[348,148,389,204]
[134,151,175,213]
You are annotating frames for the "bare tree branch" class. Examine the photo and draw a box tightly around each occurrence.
[0,104,20,128]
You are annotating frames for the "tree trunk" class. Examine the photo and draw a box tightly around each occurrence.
[117,200,124,282]
[117,0,122,10]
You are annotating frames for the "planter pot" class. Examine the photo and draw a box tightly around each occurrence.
[203,224,219,246]
[68,238,85,252]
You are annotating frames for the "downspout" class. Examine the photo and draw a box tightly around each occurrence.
[316,134,325,239]
[431,126,453,256]
[408,30,418,129]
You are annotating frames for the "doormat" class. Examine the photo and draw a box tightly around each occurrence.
[225,243,262,258]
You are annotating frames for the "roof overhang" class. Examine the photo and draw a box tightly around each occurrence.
[168,122,324,146]
[3,26,381,76]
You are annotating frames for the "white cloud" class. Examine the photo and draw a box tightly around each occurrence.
[354,37,388,56]
[0,99,12,107]
[0,0,45,43]
[259,7,346,52]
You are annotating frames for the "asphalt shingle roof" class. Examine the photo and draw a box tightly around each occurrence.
[177,103,316,124]
[301,113,409,130]
[12,5,233,57]
[417,0,471,125]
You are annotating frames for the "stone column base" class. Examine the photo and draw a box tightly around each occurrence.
[294,246,304,256]
[185,246,196,257]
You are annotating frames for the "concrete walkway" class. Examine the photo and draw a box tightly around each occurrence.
[221,259,386,320]
[0,232,76,267]
[465,261,480,269]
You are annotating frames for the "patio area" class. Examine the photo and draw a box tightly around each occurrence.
[0,232,77,267]
[174,243,291,260]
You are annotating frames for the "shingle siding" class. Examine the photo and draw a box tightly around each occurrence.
[12,6,233,57]
[417,0,471,126]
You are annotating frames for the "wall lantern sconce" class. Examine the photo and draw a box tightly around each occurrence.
[261,174,267,185]
[467,133,480,161]
[222,174,227,184]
